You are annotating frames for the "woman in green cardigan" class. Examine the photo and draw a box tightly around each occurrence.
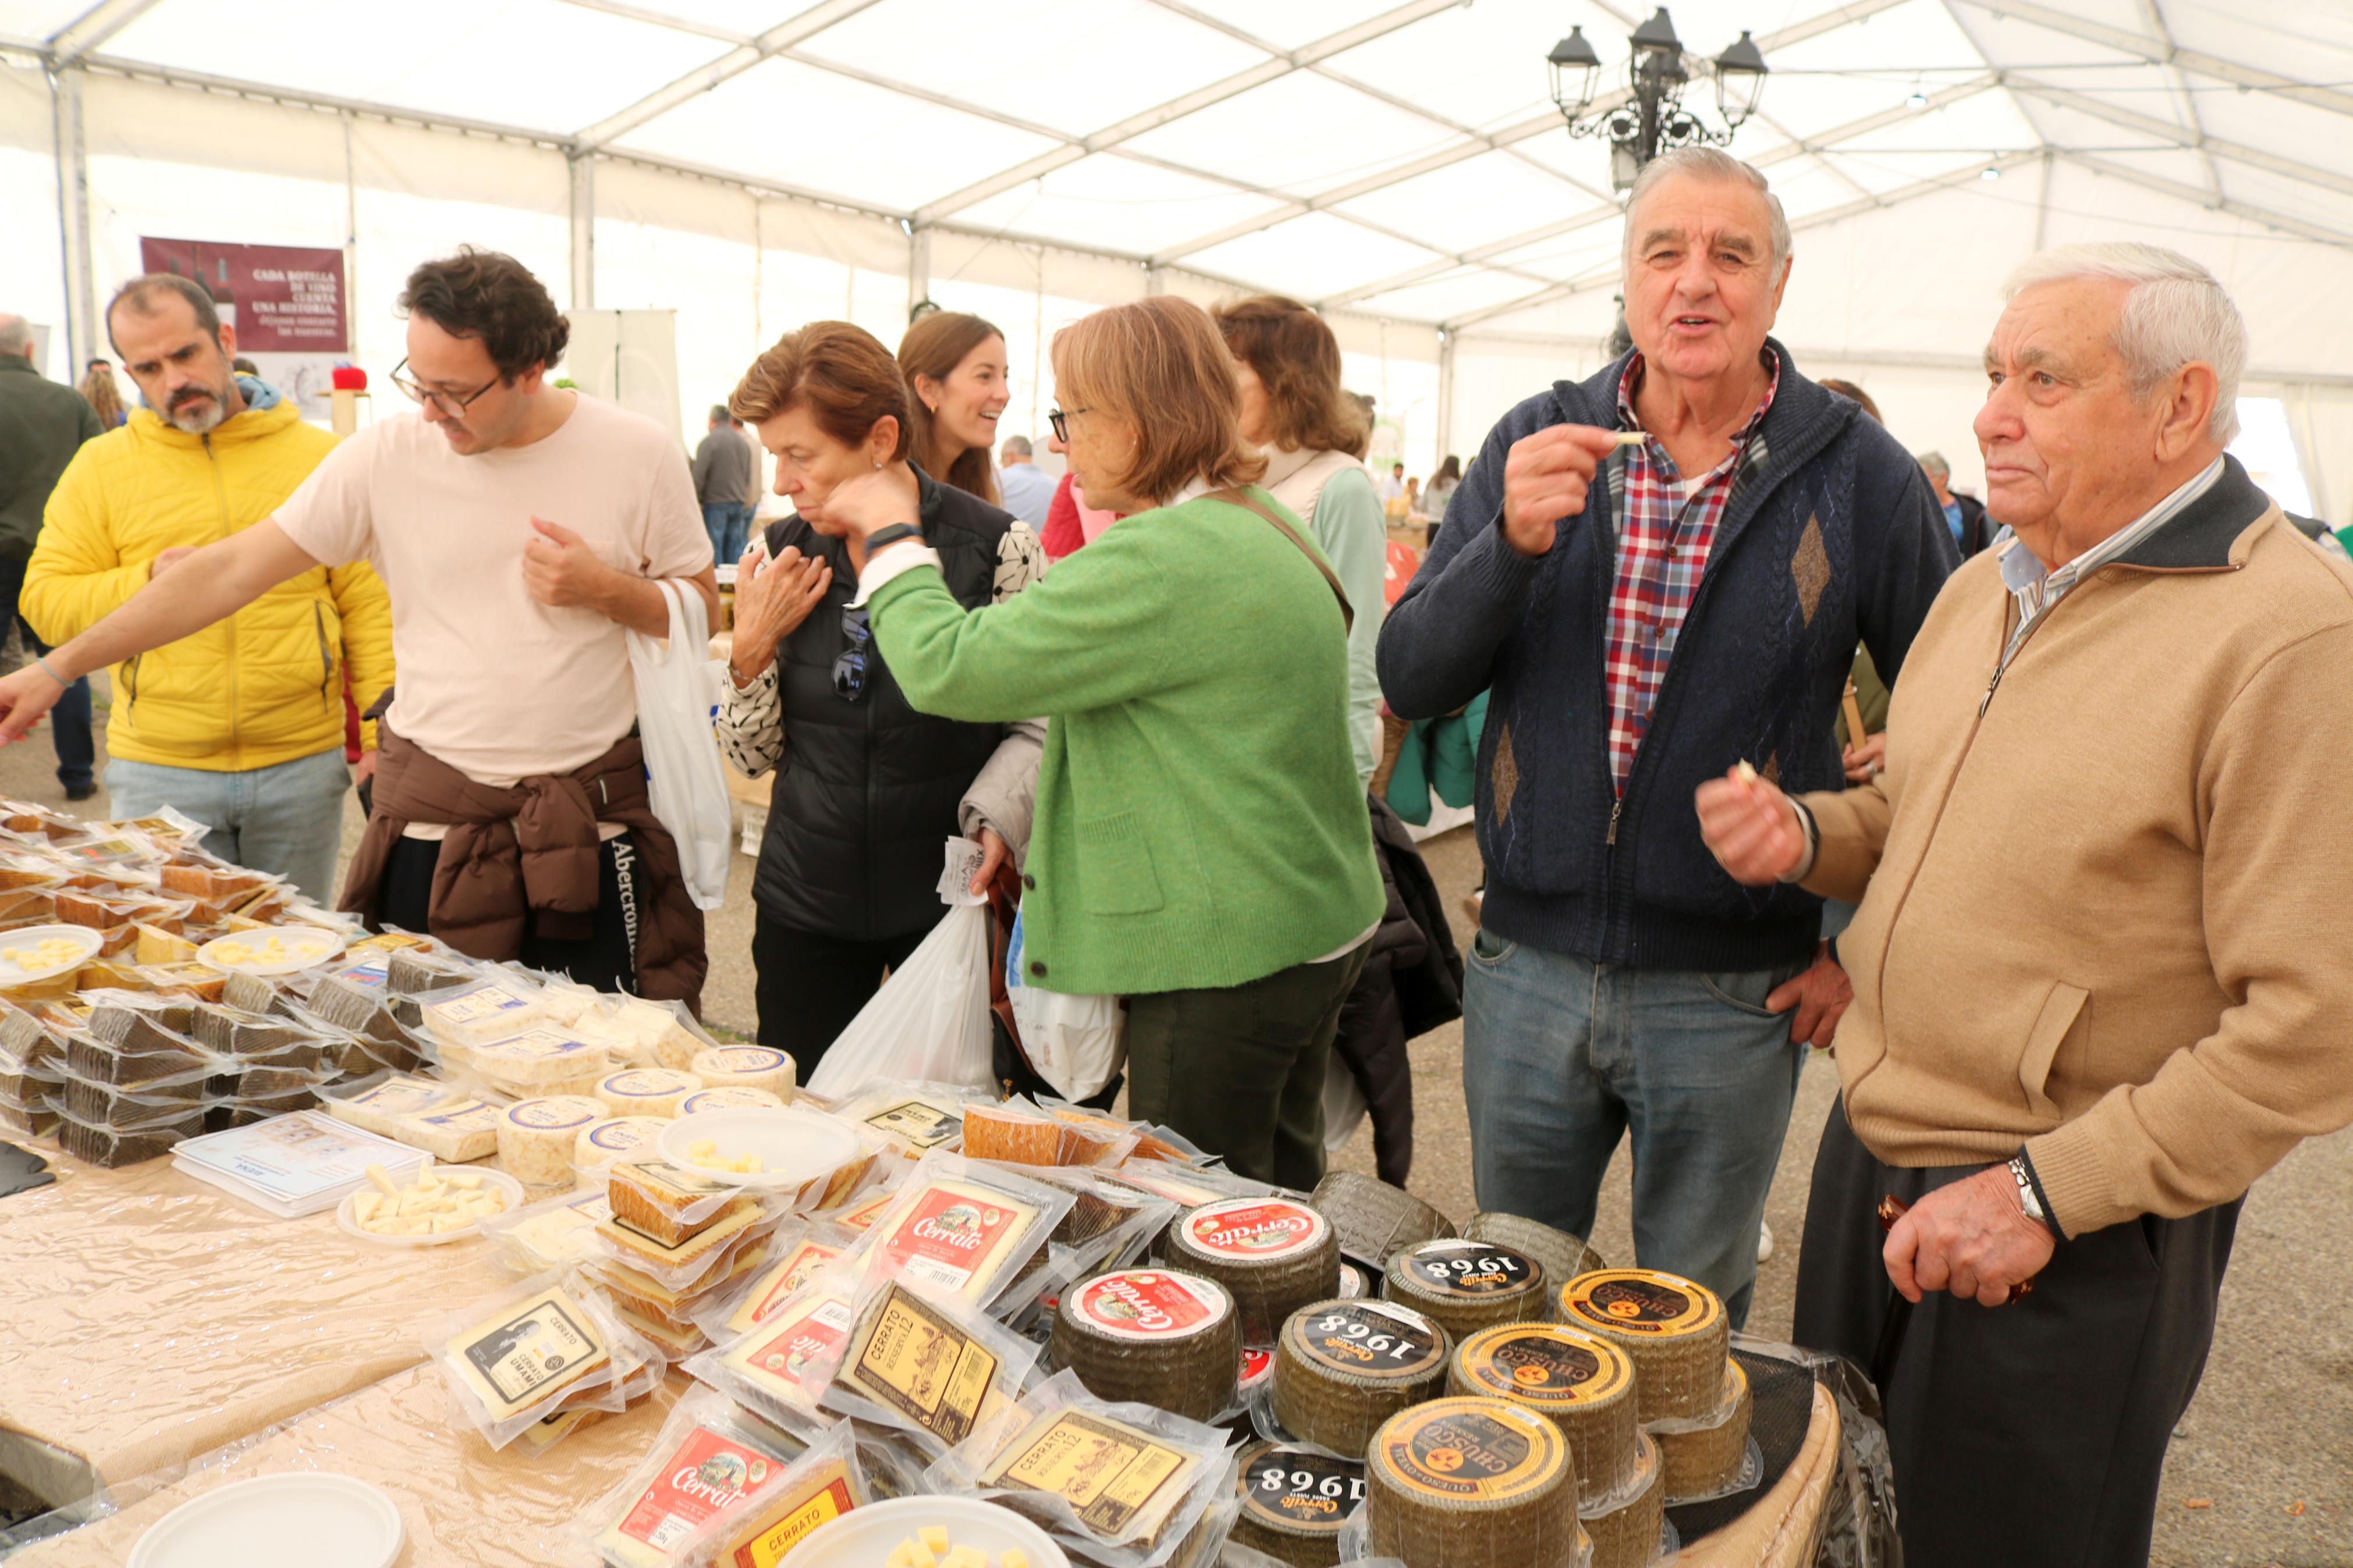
[818,295,1386,1189]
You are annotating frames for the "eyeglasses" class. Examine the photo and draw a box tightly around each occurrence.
[832,605,871,703]
[1048,407,1091,444]
[390,358,499,419]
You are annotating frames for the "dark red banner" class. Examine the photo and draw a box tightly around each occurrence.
[137,238,349,353]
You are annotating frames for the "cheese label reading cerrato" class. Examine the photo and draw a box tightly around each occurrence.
[598,1423,778,1563]
[1074,1271,1230,1339]
[451,1286,608,1418]
[1184,1199,1327,1260]
[1456,1325,1633,1406]
[988,1410,1195,1533]
[723,1460,856,1568]
[865,1097,961,1148]
[1561,1269,1723,1337]
[1291,1302,1443,1379]
[844,1283,1000,1442]
[724,1293,855,1400]
[1243,1446,1366,1535]
[1376,1400,1565,1502]
[1402,1240,1538,1297]
[875,1179,1038,1297]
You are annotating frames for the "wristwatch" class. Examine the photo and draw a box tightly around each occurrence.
[2008,1155,2052,1231]
[865,522,922,554]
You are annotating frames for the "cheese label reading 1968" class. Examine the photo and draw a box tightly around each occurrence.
[1290,1302,1442,1379]
[1244,1447,1365,1535]
[1185,1200,1326,1261]
[1403,1240,1538,1298]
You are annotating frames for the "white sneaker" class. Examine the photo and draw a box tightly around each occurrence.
[1756,1221,1774,1263]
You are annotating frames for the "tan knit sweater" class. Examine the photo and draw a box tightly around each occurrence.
[1801,460,2353,1238]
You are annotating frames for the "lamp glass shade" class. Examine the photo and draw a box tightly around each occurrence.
[1713,30,1768,125]
[1548,27,1601,116]
[1628,8,1687,84]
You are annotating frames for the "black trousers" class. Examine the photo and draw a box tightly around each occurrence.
[1794,1099,2240,1568]
[753,906,929,1080]
[379,833,643,995]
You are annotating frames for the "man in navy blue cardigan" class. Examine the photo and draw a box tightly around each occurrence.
[1379,148,1958,1325]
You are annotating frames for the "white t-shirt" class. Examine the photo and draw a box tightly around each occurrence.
[272,394,712,788]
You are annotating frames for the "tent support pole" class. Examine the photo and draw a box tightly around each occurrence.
[341,111,359,362]
[49,65,96,374]
[1436,330,1456,470]
[907,226,930,318]
[569,153,595,311]
[1145,265,1167,297]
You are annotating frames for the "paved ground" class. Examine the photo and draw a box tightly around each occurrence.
[2,692,2343,1565]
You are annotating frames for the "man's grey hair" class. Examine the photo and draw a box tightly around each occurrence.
[0,315,29,356]
[708,403,729,424]
[1916,450,1951,478]
[1001,434,1032,460]
[1623,147,1793,283]
[2001,243,2245,445]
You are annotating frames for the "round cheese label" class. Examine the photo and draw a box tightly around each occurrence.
[678,1087,783,1117]
[706,1046,787,1075]
[1560,1270,1723,1337]
[1454,1325,1632,1407]
[1287,1301,1443,1379]
[1240,1444,1365,1535]
[1374,1399,1566,1502]
[505,1096,602,1131]
[1073,1271,1231,1339]
[1239,1347,1274,1389]
[1400,1240,1540,1298]
[604,1069,695,1097]
[1184,1199,1328,1261]
[583,1117,663,1153]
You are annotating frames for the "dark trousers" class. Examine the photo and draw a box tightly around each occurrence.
[1794,1099,2240,1568]
[1124,948,1368,1190]
[378,832,644,995]
[0,554,93,794]
[753,906,929,1080]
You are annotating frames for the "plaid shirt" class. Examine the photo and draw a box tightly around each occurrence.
[1603,354,1780,792]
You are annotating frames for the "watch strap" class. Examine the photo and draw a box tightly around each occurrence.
[865,522,922,553]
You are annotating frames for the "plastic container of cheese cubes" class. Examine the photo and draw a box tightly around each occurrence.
[779,1496,1070,1568]
[337,1165,527,1247]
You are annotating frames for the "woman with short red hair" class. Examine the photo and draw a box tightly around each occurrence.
[815,296,1384,1187]
[716,320,1044,1069]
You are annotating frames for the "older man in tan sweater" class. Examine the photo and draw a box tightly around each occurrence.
[1698,243,2353,1567]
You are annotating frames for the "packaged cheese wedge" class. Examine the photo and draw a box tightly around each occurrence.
[579,1387,799,1568]
[930,1367,1235,1563]
[685,1277,861,1438]
[693,1219,855,1342]
[810,1276,1044,1459]
[481,1186,616,1275]
[828,1080,993,1161]
[666,1414,867,1568]
[843,1153,1074,1315]
[424,1267,647,1450]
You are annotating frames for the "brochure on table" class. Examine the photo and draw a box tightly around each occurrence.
[172,1110,425,1218]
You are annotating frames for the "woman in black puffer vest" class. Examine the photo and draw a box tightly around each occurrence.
[716,321,1044,1076]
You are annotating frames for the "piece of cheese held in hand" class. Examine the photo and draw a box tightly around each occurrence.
[351,1159,509,1236]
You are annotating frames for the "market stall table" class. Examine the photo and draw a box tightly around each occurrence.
[8,1364,686,1567]
[0,1139,519,1521]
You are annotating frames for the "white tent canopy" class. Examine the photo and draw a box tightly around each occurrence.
[6,0,2353,517]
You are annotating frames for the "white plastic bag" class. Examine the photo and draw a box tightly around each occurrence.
[1005,909,1126,1101]
[806,902,996,1098]
[626,578,732,912]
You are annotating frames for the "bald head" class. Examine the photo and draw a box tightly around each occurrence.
[0,315,30,359]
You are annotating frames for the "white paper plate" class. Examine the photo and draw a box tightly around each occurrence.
[128,1472,404,1568]
[197,926,347,977]
[656,1105,861,1192]
[780,1495,1069,1568]
[0,923,103,986]
[335,1167,527,1247]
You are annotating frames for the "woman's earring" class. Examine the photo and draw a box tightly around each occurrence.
[873,458,883,468]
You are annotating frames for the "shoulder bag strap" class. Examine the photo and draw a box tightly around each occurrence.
[1210,486,1355,635]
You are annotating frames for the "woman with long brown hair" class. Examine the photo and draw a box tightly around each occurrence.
[77,361,126,429]
[1213,295,1387,784]
[899,311,1009,505]
[816,296,1384,1187]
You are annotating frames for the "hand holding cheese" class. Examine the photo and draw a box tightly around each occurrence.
[350,1158,510,1236]
[1695,760,1808,887]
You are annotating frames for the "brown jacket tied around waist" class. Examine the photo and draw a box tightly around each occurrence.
[340,722,708,1011]
[1800,456,2353,1241]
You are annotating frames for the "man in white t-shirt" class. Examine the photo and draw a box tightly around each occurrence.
[0,250,719,1005]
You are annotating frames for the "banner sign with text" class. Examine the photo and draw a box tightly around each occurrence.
[137,239,349,353]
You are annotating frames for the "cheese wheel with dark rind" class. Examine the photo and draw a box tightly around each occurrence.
[1445,1321,1640,1507]
[1309,1170,1456,1272]
[1557,1268,1730,1423]
[1053,1268,1238,1421]
[1578,1431,1663,1568]
[1272,1298,1450,1458]
[1165,1197,1339,1344]
[1365,1396,1581,1568]
[1382,1239,1550,1342]
[1463,1211,1607,1288]
[1656,1358,1753,1502]
[1233,1441,1366,1567]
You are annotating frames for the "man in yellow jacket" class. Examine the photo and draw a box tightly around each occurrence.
[27,274,393,903]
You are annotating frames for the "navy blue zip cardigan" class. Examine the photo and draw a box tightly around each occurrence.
[1378,342,1960,972]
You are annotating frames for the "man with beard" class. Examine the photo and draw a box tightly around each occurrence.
[24,274,392,901]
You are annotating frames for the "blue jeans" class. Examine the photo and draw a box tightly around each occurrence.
[0,554,93,794]
[702,502,751,565]
[107,747,350,905]
[1461,933,1805,1327]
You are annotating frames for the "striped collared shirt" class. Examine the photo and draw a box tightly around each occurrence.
[1994,455,2224,663]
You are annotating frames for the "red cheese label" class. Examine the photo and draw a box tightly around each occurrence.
[613,1425,776,1554]
[731,1295,856,1397]
[1184,1199,1326,1260]
[1074,1271,1229,1338]
[876,1182,1026,1295]
[744,1240,843,1324]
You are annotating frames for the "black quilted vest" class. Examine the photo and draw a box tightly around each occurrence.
[750,469,1010,940]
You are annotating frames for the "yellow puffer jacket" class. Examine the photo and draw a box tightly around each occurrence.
[26,396,395,773]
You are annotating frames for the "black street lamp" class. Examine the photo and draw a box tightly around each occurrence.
[1549,8,1769,191]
